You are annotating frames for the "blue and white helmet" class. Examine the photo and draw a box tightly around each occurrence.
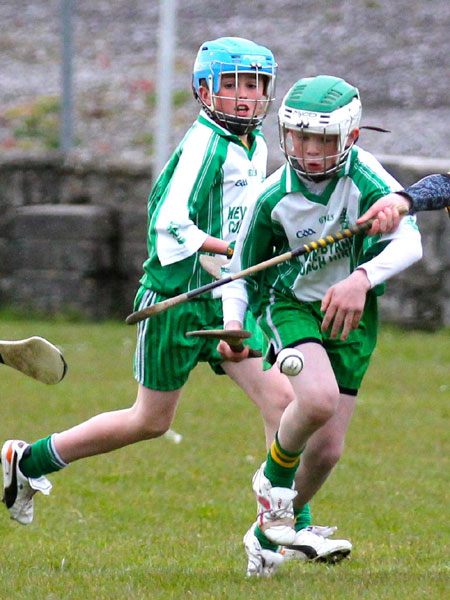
[192,37,277,135]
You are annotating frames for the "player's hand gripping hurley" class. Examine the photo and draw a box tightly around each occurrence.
[125,206,409,325]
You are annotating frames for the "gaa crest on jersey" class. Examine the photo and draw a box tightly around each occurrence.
[167,222,186,244]
[296,228,316,239]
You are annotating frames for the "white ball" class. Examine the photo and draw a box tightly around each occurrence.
[276,348,305,377]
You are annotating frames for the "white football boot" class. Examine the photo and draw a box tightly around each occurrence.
[243,522,285,577]
[252,461,297,546]
[281,525,352,563]
[1,440,52,525]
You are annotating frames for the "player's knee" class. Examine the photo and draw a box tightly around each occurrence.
[301,384,339,427]
[312,441,344,472]
[268,386,295,415]
[131,409,173,440]
[261,397,292,430]
[138,421,170,440]
[258,386,295,432]
[248,375,295,421]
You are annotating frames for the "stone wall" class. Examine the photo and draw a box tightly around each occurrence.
[0,152,448,327]
[375,156,450,329]
[0,153,150,320]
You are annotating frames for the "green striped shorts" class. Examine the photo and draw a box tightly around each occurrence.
[258,291,379,392]
[133,285,262,391]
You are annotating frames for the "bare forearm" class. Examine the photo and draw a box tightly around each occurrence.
[199,235,231,256]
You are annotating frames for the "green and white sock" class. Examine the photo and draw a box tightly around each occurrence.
[19,434,68,478]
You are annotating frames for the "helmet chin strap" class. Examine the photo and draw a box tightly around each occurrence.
[214,111,264,135]
[195,93,264,135]
[302,172,330,183]
[197,101,262,135]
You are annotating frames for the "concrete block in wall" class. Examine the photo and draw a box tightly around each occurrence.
[6,204,119,319]
[11,204,115,240]
[380,210,450,329]
[117,208,148,276]
[8,238,113,273]
[11,270,117,320]
[116,206,148,312]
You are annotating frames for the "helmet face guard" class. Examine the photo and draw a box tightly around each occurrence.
[278,76,361,180]
[192,37,277,135]
[207,63,275,135]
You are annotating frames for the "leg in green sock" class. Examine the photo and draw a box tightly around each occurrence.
[294,503,312,531]
[252,433,303,550]
[254,524,279,551]
[19,435,67,478]
[264,433,301,488]
[255,504,311,550]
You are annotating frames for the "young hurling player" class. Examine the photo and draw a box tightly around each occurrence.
[1,37,298,532]
[219,75,423,576]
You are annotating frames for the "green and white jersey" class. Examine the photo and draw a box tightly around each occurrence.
[139,110,267,297]
[223,146,422,318]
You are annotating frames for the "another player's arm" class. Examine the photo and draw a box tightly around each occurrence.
[219,199,274,361]
[321,269,371,340]
[356,192,410,235]
[199,236,234,257]
[154,138,235,265]
[357,173,450,234]
[402,173,450,213]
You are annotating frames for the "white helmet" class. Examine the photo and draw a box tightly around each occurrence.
[279,75,362,180]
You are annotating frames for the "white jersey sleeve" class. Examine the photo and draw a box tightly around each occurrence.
[357,215,423,287]
[154,127,211,266]
[221,194,256,324]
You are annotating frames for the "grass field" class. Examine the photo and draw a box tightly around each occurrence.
[0,317,448,599]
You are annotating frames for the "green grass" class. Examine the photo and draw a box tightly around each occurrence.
[0,318,448,599]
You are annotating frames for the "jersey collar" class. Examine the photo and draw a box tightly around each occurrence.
[282,163,339,205]
[197,110,261,153]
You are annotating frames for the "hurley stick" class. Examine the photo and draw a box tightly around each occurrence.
[186,328,262,358]
[126,206,409,325]
[199,254,227,280]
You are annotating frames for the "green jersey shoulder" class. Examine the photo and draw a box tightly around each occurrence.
[239,146,417,306]
[140,112,268,296]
